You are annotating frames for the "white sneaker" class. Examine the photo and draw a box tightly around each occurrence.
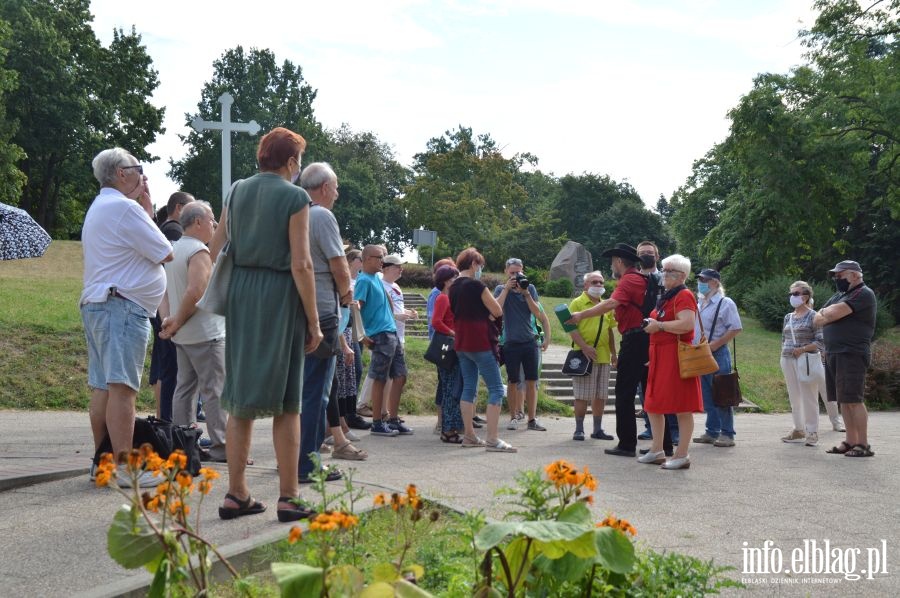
[781,429,805,443]
[345,430,360,442]
[506,418,518,431]
[805,432,819,447]
[832,418,846,432]
[116,466,159,489]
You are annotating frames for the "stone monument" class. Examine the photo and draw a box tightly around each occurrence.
[549,241,593,290]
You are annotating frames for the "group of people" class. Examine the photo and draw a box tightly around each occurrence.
[78,130,879,527]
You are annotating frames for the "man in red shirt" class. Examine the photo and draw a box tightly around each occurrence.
[569,243,648,457]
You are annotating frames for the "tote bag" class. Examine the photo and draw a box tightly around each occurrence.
[677,298,719,378]
[196,180,240,316]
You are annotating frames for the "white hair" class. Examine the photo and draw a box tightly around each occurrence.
[92,148,135,186]
[299,162,337,190]
[179,200,213,229]
[661,254,692,277]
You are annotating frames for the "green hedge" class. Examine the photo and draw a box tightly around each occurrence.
[544,278,574,298]
[743,275,894,339]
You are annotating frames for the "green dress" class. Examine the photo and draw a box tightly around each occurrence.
[222,172,311,419]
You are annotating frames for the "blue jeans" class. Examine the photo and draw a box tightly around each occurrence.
[701,346,735,438]
[299,354,336,477]
[457,350,505,406]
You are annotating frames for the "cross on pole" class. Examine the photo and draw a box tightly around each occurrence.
[191,92,261,203]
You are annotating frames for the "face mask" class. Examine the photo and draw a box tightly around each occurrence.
[835,277,850,292]
[587,286,605,299]
[639,254,656,269]
[474,267,482,280]
[697,282,709,295]
[790,295,806,308]
[290,170,300,184]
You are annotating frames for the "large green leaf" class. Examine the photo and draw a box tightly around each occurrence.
[394,579,438,597]
[271,562,324,597]
[557,502,593,526]
[593,528,635,574]
[534,530,596,560]
[533,551,592,583]
[372,562,399,583]
[359,581,396,597]
[474,520,591,551]
[326,564,365,596]
[107,505,165,569]
[146,560,168,598]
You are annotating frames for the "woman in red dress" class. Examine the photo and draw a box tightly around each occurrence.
[640,254,703,470]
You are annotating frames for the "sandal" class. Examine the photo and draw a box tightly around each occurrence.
[219,493,267,520]
[277,496,317,523]
[825,441,853,454]
[441,431,463,444]
[461,435,486,448]
[844,444,874,458]
[486,439,517,453]
[332,441,368,461]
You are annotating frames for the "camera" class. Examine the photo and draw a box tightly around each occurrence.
[641,318,651,329]
[514,272,529,290]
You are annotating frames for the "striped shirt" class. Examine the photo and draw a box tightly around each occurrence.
[781,309,824,357]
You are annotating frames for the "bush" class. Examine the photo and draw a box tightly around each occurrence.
[544,277,574,298]
[743,275,894,338]
[523,266,547,293]
[866,337,900,409]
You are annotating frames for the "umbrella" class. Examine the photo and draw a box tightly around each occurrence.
[0,202,52,260]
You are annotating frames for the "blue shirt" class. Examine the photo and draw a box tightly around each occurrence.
[354,272,396,336]
[694,293,742,344]
[493,283,540,345]
[426,286,440,340]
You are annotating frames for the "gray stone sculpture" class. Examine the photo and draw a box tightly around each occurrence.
[549,241,593,292]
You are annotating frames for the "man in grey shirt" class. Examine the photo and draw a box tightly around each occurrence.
[297,163,354,481]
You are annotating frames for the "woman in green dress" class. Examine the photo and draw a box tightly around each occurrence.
[209,127,323,522]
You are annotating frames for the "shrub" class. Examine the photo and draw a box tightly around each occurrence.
[743,275,894,338]
[523,266,547,293]
[866,339,900,409]
[544,277,574,298]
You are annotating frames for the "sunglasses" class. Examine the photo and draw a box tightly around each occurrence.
[121,165,144,175]
[789,291,810,297]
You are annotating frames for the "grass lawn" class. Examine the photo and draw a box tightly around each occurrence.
[2,244,894,414]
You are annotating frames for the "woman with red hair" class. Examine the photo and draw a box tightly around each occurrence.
[209,127,323,522]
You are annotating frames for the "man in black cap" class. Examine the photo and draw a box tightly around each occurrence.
[570,243,671,458]
[814,261,877,457]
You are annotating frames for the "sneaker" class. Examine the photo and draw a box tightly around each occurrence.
[782,429,806,443]
[473,415,487,424]
[714,435,735,447]
[832,418,846,432]
[346,413,372,430]
[116,467,160,489]
[196,409,206,422]
[370,421,399,437]
[198,436,212,449]
[388,418,414,435]
[573,431,585,441]
[299,466,343,484]
[637,431,653,440]
[527,419,547,432]
[323,435,335,446]
[692,433,717,444]
[89,463,97,482]
[345,430,360,442]
[590,430,614,440]
[805,432,819,447]
[515,411,526,421]
[472,418,484,429]
[506,418,518,431]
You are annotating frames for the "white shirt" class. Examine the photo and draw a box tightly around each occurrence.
[79,187,172,314]
[382,279,406,343]
[164,235,226,344]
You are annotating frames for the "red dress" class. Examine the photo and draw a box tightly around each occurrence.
[644,288,703,414]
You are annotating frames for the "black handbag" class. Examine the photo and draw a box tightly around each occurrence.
[425,331,458,370]
[93,416,202,475]
[561,315,603,376]
[712,339,742,407]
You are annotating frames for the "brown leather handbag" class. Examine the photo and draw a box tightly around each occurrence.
[677,300,719,378]
[712,339,742,407]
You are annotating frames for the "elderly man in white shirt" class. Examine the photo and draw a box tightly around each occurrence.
[81,148,173,488]
[160,201,228,462]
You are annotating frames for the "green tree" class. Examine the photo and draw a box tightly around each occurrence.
[169,46,327,213]
[0,19,25,205]
[0,0,163,234]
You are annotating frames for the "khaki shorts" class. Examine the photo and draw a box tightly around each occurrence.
[573,362,610,401]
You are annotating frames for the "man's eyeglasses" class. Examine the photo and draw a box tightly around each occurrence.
[121,165,144,175]
[789,291,809,297]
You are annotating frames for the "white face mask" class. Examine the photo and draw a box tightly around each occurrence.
[790,295,806,308]
[587,286,605,299]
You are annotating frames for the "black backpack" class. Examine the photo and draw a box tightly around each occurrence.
[638,271,663,318]
[93,416,202,475]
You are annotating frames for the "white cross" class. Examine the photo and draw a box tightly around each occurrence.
[191,92,261,203]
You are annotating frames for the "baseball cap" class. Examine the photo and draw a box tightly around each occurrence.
[697,268,720,281]
[382,254,405,266]
[828,260,862,275]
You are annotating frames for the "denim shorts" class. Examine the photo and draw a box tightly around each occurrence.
[81,296,151,391]
[366,332,407,381]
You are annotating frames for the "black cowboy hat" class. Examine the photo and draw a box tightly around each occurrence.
[600,243,639,261]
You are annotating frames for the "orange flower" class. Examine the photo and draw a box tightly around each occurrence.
[406,484,418,498]
[168,499,190,517]
[175,471,193,489]
[138,443,156,460]
[597,515,636,537]
[145,454,165,473]
[583,495,594,505]
[166,450,188,471]
[374,493,386,506]
[126,448,143,471]
[410,496,422,511]
[145,495,161,513]
[95,470,113,488]
[156,481,171,496]
[582,468,598,492]
[199,467,220,481]
[198,480,212,495]
[288,526,303,544]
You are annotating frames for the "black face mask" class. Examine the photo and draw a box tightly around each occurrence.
[835,277,851,292]
[639,254,656,269]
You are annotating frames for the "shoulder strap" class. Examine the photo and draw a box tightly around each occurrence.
[709,296,724,339]
[224,179,241,241]
[732,338,737,370]
[571,313,604,350]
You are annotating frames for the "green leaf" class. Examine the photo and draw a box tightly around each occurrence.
[359,581,396,597]
[326,564,365,596]
[147,561,168,598]
[593,527,635,574]
[394,578,438,597]
[474,520,591,551]
[557,501,592,526]
[372,562,399,583]
[533,551,592,582]
[107,505,165,569]
[534,530,596,560]
[271,562,324,597]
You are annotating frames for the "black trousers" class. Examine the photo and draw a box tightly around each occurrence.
[615,331,673,453]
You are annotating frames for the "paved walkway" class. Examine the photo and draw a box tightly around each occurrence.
[1,407,898,597]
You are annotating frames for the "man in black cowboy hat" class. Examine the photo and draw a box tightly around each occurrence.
[569,243,672,458]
